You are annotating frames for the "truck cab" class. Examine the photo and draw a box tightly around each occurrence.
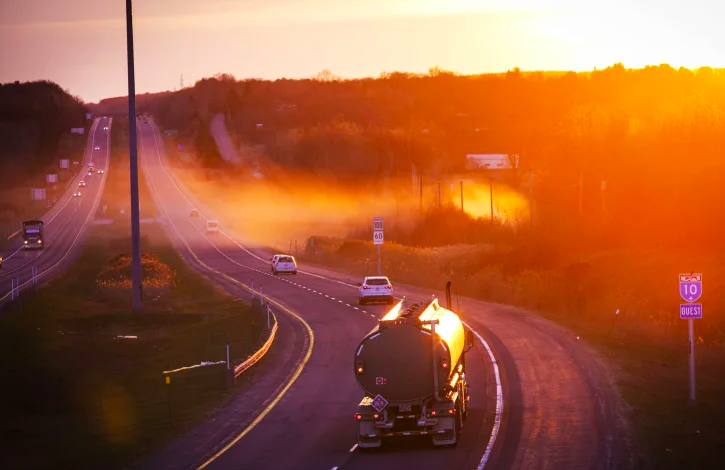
[22,220,45,250]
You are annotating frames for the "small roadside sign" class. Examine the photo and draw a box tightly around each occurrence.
[373,216,384,246]
[165,376,170,385]
[680,304,703,319]
[371,394,388,413]
[60,159,69,169]
[679,273,702,303]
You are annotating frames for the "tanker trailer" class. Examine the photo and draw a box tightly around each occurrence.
[353,295,475,448]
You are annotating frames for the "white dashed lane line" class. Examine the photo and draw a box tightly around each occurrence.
[243,263,380,320]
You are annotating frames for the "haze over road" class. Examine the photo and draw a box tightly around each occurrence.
[135,116,634,470]
[0,117,111,307]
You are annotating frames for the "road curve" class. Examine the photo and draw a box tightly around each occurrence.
[0,117,112,308]
[133,118,499,470]
[135,116,635,470]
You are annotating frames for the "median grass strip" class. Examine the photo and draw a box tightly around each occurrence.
[0,119,268,470]
[0,223,268,470]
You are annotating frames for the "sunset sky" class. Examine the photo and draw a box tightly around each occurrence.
[1,0,721,103]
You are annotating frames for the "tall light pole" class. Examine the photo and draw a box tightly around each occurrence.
[126,0,142,311]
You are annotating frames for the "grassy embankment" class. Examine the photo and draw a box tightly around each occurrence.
[0,121,264,470]
[160,163,725,470]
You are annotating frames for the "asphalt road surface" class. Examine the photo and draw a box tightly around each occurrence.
[135,117,635,470]
[0,117,112,307]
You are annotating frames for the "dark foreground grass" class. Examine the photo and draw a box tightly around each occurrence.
[542,311,725,470]
[0,223,265,470]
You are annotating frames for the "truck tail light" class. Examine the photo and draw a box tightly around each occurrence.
[354,413,362,420]
[356,360,364,374]
[440,357,449,369]
[373,413,380,419]
[448,408,456,415]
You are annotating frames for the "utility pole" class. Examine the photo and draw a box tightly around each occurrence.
[126,0,143,311]
[419,173,423,210]
[489,177,494,220]
[529,170,533,226]
[578,171,584,218]
[460,181,464,212]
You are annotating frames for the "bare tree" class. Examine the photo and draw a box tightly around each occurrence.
[313,69,340,82]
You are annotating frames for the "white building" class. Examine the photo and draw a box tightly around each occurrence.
[465,154,519,170]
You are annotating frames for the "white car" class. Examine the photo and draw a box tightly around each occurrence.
[94,146,100,151]
[73,190,82,197]
[271,255,297,275]
[98,169,104,175]
[103,126,108,131]
[79,181,86,187]
[358,276,394,305]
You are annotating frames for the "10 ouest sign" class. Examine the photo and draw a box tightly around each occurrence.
[679,273,703,319]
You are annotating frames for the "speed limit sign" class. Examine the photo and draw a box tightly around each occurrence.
[373,217,384,245]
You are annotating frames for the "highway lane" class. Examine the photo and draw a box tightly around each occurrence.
[136,118,499,470]
[142,121,636,469]
[0,117,112,306]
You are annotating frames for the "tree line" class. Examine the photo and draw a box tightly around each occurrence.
[0,80,89,186]
[127,64,725,250]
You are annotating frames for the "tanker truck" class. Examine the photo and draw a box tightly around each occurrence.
[353,291,475,448]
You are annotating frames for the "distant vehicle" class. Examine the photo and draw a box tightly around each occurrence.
[22,220,45,250]
[103,126,108,131]
[74,190,82,197]
[358,276,394,305]
[79,181,86,187]
[94,146,100,151]
[271,255,297,275]
[353,291,474,449]
[0,254,3,268]
[87,171,92,177]
[190,209,199,217]
[88,162,95,167]
[98,169,104,174]
[206,220,220,235]
[88,167,95,173]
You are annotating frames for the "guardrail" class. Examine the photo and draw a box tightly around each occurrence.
[163,361,226,375]
[159,307,278,385]
[235,309,278,380]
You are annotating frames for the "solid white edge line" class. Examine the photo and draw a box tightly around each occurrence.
[463,320,503,470]
[349,444,358,452]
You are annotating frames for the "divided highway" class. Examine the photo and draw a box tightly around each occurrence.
[136,116,634,470]
[0,117,112,306]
